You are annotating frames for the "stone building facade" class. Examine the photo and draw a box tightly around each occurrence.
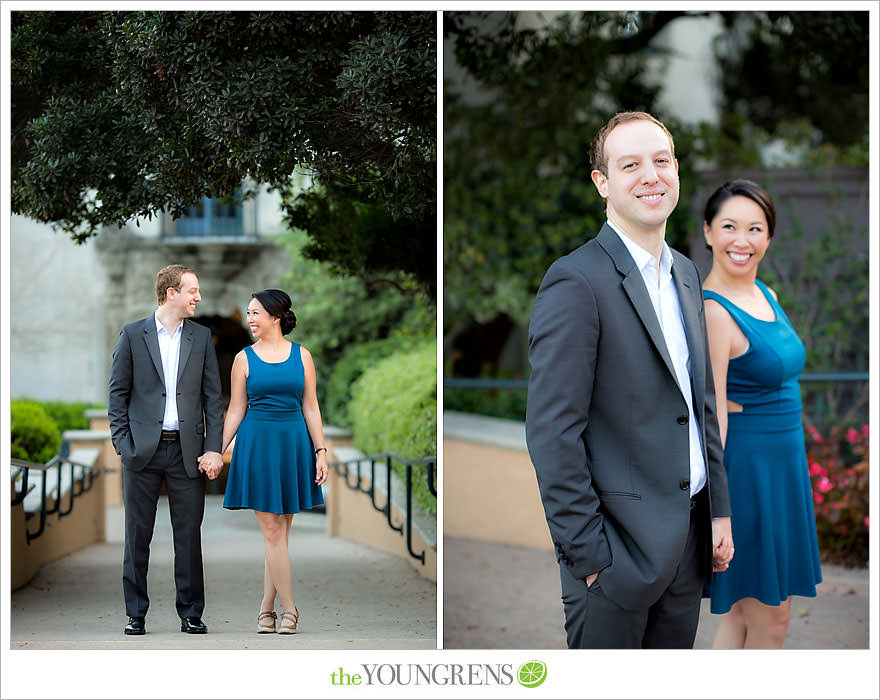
[10,185,291,405]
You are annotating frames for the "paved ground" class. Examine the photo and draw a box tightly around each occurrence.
[443,537,870,649]
[10,495,436,650]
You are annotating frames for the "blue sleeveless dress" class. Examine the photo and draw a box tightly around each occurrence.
[223,344,324,514]
[703,280,822,613]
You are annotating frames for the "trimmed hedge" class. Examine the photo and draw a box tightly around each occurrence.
[349,341,436,515]
[27,399,105,433]
[11,400,61,464]
[323,338,402,428]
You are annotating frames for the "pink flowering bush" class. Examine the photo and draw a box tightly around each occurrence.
[806,423,869,567]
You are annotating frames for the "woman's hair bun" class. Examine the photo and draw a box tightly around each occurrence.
[252,289,297,335]
[281,309,297,335]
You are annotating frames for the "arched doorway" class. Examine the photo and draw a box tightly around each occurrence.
[196,313,252,407]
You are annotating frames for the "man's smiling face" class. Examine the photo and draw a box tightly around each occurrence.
[591,118,679,238]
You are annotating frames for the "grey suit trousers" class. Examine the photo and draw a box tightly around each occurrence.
[560,493,707,648]
[122,437,206,619]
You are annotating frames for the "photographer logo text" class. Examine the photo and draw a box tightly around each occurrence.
[330,661,547,688]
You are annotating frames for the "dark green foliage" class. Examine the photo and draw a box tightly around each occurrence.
[444,387,527,422]
[349,341,436,515]
[714,12,869,153]
[12,11,435,291]
[350,341,436,459]
[10,400,62,464]
[323,337,423,428]
[760,210,868,429]
[37,400,106,434]
[274,226,435,418]
[444,10,868,386]
[444,10,694,368]
[284,185,436,298]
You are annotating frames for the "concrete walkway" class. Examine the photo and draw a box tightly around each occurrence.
[444,537,869,649]
[10,496,436,649]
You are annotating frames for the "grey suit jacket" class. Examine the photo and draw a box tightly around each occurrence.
[526,224,730,611]
[108,315,224,478]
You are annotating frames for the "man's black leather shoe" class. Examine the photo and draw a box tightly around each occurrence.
[180,617,208,634]
[124,617,145,635]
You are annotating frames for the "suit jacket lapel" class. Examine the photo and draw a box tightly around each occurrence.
[177,319,194,381]
[143,316,165,385]
[597,225,679,383]
[671,256,705,403]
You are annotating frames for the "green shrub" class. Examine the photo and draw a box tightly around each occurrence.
[349,341,436,515]
[444,386,527,421]
[323,338,403,428]
[11,400,61,464]
[33,400,105,433]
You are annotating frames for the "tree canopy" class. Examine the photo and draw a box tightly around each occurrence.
[443,9,869,375]
[444,11,677,334]
[11,10,436,292]
[714,11,869,153]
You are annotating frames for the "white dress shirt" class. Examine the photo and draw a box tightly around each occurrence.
[155,312,182,431]
[609,221,707,496]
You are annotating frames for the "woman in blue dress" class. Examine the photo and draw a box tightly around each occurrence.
[702,180,822,648]
[214,289,328,634]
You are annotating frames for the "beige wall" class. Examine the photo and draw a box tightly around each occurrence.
[11,473,106,590]
[443,437,551,551]
[325,432,436,582]
[11,420,116,590]
[326,468,437,582]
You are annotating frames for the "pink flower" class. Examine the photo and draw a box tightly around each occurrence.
[833,502,842,509]
[865,516,869,528]
[862,424,870,439]
[814,492,824,504]
[808,462,824,476]
[846,427,859,444]
[806,424,823,443]
[817,476,833,494]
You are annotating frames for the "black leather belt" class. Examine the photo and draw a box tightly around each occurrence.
[161,430,180,441]
[690,488,706,511]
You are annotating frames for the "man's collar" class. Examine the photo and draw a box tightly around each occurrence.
[606,219,673,274]
[155,310,183,337]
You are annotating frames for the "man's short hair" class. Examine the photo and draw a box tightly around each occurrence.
[155,264,195,305]
[589,111,675,177]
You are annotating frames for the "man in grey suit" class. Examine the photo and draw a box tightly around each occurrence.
[109,264,224,636]
[526,112,734,648]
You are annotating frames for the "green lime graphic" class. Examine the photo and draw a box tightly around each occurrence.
[517,660,547,688]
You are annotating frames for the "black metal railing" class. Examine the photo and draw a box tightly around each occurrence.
[10,455,111,544]
[329,452,436,564]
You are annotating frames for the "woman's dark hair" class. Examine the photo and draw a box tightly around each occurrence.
[704,179,776,238]
[252,289,297,335]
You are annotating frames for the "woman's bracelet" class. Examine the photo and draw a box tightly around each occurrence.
[314,446,327,456]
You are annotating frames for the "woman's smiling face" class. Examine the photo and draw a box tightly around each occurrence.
[704,195,771,276]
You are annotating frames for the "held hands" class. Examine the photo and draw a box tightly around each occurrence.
[712,516,735,572]
[198,451,223,480]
